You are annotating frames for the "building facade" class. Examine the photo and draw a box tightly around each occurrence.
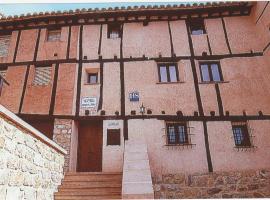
[0,1,270,198]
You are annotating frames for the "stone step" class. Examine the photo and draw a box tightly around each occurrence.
[60,181,122,188]
[65,172,122,176]
[55,189,121,196]
[63,175,122,182]
[58,187,121,193]
[54,195,121,200]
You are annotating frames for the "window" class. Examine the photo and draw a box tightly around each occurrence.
[190,18,206,35]
[87,73,98,84]
[107,129,120,145]
[0,67,7,96]
[47,28,61,42]
[33,66,52,86]
[166,123,188,145]
[200,62,223,82]
[107,24,121,39]
[0,33,11,57]
[232,122,251,147]
[158,63,179,83]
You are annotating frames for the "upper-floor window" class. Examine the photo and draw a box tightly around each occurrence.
[200,62,223,82]
[232,122,251,147]
[107,24,121,39]
[190,18,206,35]
[166,122,189,145]
[33,65,52,86]
[158,63,179,83]
[0,67,7,96]
[47,28,61,42]
[0,32,11,57]
[87,73,98,84]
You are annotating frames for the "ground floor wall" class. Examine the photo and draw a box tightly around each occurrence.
[153,168,270,198]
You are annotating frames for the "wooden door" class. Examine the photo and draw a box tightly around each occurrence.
[77,121,103,172]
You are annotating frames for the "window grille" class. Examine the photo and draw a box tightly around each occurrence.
[107,24,121,39]
[33,66,52,86]
[47,29,61,42]
[162,122,195,149]
[231,121,256,151]
[0,35,11,57]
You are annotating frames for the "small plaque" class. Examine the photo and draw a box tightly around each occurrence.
[129,91,139,102]
[81,97,97,108]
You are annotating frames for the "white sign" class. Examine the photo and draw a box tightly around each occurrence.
[81,97,97,108]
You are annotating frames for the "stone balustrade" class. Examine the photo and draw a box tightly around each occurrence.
[0,105,66,200]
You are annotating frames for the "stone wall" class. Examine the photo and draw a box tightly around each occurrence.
[153,169,270,198]
[0,106,66,200]
[53,119,72,172]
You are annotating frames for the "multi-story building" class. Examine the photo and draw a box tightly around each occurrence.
[0,1,269,198]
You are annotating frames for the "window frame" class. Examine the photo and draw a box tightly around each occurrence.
[0,31,12,57]
[46,27,61,42]
[199,62,223,83]
[107,23,122,39]
[87,73,98,84]
[166,122,189,145]
[107,129,121,146]
[190,18,206,35]
[232,123,252,147]
[157,63,179,83]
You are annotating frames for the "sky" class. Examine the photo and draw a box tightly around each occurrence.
[0,2,195,17]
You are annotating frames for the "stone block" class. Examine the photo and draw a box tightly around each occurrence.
[123,159,150,171]
[122,182,154,199]
[0,137,5,149]
[123,169,152,183]
[8,171,24,186]
[0,186,7,200]
[6,187,23,200]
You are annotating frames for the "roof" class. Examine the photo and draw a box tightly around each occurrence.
[0,2,251,21]
[0,2,253,29]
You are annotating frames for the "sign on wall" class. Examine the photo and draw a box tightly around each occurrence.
[81,97,97,108]
[129,91,139,102]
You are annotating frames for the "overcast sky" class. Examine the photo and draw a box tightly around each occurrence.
[0,2,193,16]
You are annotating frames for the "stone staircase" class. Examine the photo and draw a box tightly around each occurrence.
[54,172,122,200]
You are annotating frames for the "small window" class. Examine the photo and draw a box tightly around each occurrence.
[232,122,251,147]
[0,67,7,96]
[107,129,120,145]
[107,24,121,39]
[0,33,11,57]
[200,62,223,82]
[166,123,188,145]
[33,66,52,86]
[87,73,98,84]
[190,18,206,35]
[47,28,61,42]
[158,63,179,83]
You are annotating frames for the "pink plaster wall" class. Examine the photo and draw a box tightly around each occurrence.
[169,20,190,56]
[82,25,100,60]
[100,24,120,59]
[205,18,230,55]
[225,16,265,53]
[208,120,270,172]
[220,57,270,115]
[0,65,26,113]
[54,63,77,115]
[102,62,121,115]
[22,65,54,114]
[123,21,171,58]
[79,63,100,115]
[0,31,18,63]
[124,60,198,116]
[69,26,79,59]
[128,119,209,175]
[192,34,210,56]
[36,27,69,60]
[16,29,38,62]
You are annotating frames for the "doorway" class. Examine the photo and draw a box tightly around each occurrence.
[77,121,103,172]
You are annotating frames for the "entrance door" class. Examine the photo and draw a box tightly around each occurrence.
[77,121,103,172]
